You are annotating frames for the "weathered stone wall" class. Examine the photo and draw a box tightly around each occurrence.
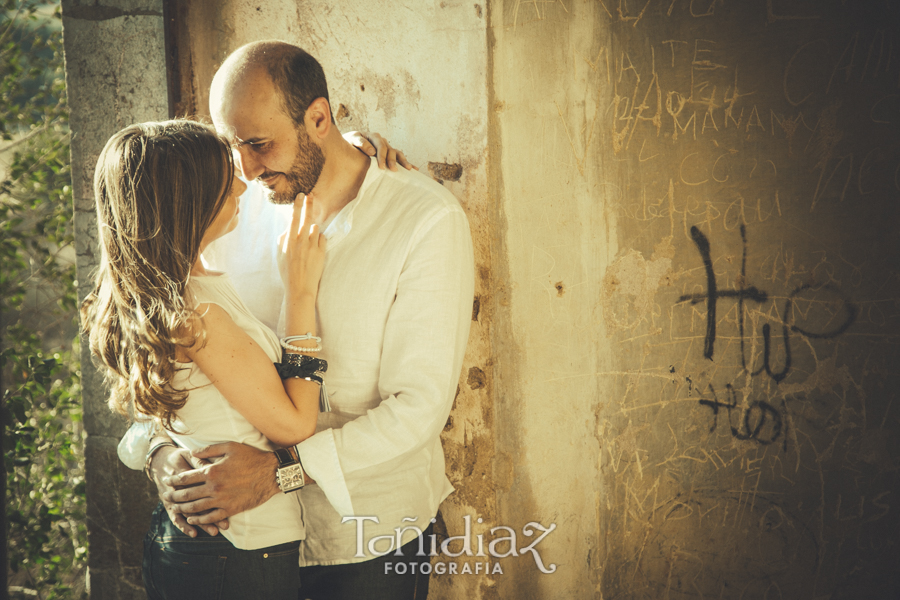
[490,0,900,598]
[62,1,168,597]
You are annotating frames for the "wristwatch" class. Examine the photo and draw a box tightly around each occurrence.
[274,448,307,493]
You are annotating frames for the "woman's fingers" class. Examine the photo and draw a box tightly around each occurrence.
[297,194,313,235]
[286,194,304,252]
[342,130,375,156]
[287,193,318,251]
[395,150,418,171]
[372,133,388,169]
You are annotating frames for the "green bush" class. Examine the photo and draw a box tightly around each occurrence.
[1,1,86,598]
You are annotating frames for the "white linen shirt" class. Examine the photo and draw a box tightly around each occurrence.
[119,157,474,566]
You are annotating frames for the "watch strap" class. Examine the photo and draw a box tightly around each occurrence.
[273,447,296,468]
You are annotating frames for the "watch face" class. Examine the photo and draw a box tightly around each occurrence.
[277,464,306,491]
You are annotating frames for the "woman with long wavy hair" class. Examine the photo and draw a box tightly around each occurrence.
[82,119,325,599]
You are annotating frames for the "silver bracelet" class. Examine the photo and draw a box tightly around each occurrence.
[144,440,178,481]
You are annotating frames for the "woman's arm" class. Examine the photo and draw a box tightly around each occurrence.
[185,303,319,447]
[185,195,326,447]
[280,193,326,350]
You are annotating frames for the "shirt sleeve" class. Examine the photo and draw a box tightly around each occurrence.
[295,207,474,517]
[117,418,156,470]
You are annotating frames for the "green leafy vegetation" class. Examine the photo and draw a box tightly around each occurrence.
[2,1,86,598]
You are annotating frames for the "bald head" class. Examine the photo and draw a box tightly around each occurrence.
[210,40,332,130]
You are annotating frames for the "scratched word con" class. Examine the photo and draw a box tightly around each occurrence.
[677,224,858,447]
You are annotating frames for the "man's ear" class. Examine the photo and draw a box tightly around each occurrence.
[306,98,332,139]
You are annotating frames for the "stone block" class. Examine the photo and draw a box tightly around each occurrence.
[85,437,124,568]
[81,357,132,438]
[63,11,168,210]
[61,0,163,20]
[85,436,156,597]
[87,567,147,600]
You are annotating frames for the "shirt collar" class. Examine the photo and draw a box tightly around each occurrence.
[322,157,380,248]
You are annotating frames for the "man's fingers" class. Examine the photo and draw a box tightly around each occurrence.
[164,482,209,504]
[186,508,231,526]
[216,518,231,531]
[191,442,234,460]
[167,509,197,538]
[198,522,221,536]
[165,468,208,490]
[170,496,219,515]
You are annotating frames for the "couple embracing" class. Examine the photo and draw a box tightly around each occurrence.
[82,40,474,600]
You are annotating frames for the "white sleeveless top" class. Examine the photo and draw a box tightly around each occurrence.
[168,272,306,550]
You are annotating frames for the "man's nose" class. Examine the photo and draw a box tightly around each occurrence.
[235,146,263,180]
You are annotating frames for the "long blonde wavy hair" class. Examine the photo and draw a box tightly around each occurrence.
[81,120,234,430]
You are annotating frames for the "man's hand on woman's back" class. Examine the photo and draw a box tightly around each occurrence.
[148,445,227,537]
[161,442,281,527]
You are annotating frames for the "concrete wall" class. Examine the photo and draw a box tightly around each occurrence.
[62,1,168,598]
[64,0,900,598]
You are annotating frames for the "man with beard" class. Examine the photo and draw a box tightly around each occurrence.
[122,41,474,599]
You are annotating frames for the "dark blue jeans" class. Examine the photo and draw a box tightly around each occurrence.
[143,503,301,600]
[297,524,433,600]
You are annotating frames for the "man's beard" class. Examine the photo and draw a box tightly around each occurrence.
[263,127,325,205]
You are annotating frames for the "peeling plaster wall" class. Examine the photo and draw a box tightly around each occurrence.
[491,0,900,598]
[61,1,168,598]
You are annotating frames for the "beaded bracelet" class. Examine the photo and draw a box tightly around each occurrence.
[281,341,322,353]
[281,333,322,354]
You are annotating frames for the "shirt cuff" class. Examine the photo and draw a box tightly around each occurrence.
[295,428,354,517]
[117,419,155,470]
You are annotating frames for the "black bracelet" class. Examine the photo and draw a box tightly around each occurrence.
[274,354,330,412]
[281,352,326,368]
[275,358,327,380]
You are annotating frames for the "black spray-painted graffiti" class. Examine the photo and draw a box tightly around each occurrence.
[678,224,858,382]
[698,384,785,449]
[678,224,858,446]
